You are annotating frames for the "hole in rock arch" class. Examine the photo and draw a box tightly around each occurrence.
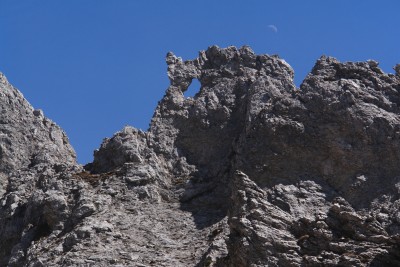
[184,78,201,98]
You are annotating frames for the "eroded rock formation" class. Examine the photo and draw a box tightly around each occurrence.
[1,46,400,266]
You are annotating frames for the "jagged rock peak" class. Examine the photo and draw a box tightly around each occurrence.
[0,72,76,173]
[166,45,294,91]
[0,72,81,265]
[1,46,400,266]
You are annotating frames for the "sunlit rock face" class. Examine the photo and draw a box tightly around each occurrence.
[1,46,400,266]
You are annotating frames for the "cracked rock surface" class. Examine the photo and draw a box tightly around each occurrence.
[1,46,400,266]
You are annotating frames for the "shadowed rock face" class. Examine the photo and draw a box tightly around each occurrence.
[1,46,400,266]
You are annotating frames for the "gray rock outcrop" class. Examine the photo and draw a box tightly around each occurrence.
[1,46,400,266]
[0,73,78,265]
[0,73,76,180]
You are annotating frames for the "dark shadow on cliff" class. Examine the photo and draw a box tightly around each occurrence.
[370,246,400,267]
[178,171,230,230]
[173,77,250,229]
[180,201,227,230]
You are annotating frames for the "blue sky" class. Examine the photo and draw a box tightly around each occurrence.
[1,0,399,164]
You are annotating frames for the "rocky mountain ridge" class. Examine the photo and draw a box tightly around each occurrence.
[1,46,400,266]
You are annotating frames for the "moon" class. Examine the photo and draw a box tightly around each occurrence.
[268,25,278,33]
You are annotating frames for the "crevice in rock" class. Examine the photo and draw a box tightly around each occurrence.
[32,219,52,242]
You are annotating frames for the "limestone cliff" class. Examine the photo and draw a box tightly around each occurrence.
[1,46,400,266]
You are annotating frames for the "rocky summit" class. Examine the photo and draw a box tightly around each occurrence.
[1,46,400,267]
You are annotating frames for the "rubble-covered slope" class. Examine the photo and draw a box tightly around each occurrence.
[1,46,400,266]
